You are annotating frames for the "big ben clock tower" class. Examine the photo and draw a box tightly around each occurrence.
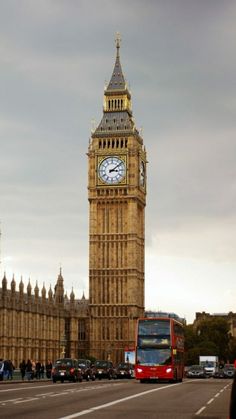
[88,35,147,363]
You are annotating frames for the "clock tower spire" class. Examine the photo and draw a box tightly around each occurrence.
[88,36,147,363]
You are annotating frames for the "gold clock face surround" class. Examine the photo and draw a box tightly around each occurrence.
[98,155,126,185]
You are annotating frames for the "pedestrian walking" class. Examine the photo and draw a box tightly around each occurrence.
[35,361,41,379]
[25,359,33,380]
[40,363,45,379]
[8,360,14,380]
[46,360,52,378]
[20,360,26,380]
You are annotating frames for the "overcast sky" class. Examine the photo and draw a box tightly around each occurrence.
[0,0,235,323]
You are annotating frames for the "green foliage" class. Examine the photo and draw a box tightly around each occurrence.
[184,317,232,365]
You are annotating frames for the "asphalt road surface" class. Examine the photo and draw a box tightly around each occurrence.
[0,378,232,419]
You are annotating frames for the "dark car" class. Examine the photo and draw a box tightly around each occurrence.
[51,358,82,383]
[0,361,4,381]
[94,360,115,380]
[223,364,235,378]
[186,365,207,378]
[115,362,134,379]
[78,359,96,381]
[214,364,235,379]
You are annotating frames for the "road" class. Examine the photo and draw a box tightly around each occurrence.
[0,378,232,419]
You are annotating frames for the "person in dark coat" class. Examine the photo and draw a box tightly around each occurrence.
[19,360,26,380]
[46,360,52,378]
[40,363,45,379]
[35,361,41,379]
[8,360,14,380]
[25,359,33,380]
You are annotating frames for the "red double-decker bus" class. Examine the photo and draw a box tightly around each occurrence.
[135,316,184,383]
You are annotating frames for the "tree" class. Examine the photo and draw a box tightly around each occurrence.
[184,317,231,365]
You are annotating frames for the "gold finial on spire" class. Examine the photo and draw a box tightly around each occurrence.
[115,32,121,50]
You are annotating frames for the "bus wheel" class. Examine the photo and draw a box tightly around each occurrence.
[140,379,146,383]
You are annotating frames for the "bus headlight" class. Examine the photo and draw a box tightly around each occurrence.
[166,368,172,373]
[137,368,143,373]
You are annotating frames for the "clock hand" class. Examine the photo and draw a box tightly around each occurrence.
[109,162,122,173]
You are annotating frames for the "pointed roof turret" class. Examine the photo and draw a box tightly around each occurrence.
[2,272,7,291]
[41,282,46,299]
[48,284,53,301]
[70,287,75,302]
[27,278,32,296]
[70,287,75,300]
[19,276,24,294]
[11,275,16,293]
[59,266,63,279]
[93,34,139,137]
[107,32,126,92]
[55,267,64,305]
[34,280,39,299]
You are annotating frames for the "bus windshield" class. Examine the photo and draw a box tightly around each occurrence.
[138,319,171,347]
[137,348,171,366]
[138,319,170,336]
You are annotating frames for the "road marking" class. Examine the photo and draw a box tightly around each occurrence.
[36,392,56,396]
[58,382,183,419]
[0,397,23,404]
[207,398,214,405]
[0,382,123,407]
[0,382,116,394]
[50,392,71,397]
[14,397,39,404]
[196,406,206,415]
[0,384,56,393]
[195,382,232,416]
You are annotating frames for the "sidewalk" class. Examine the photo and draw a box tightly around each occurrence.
[0,369,51,384]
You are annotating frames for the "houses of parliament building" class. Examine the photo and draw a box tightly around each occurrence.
[0,35,147,367]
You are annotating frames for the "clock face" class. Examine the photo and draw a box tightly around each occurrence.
[98,156,126,184]
[140,160,145,187]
